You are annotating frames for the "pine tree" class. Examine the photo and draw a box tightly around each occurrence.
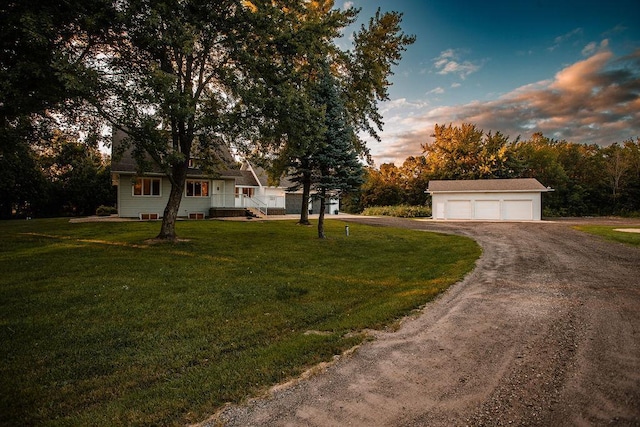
[312,63,364,238]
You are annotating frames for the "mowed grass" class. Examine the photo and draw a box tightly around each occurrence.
[0,218,480,426]
[574,224,640,247]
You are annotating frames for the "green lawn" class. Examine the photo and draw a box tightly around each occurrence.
[0,218,480,426]
[574,224,640,247]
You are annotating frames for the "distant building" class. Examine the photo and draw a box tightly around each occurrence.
[427,178,552,221]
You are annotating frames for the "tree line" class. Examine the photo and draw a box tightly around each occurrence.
[346,123,640,217]
[0,130,115,219]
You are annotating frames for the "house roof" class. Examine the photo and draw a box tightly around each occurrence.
[111,160,241,180]
[239,162,296,189]
[234,170,260,186]
[427,178,550,193]
[111,130,297,188]
[110,129,240,179]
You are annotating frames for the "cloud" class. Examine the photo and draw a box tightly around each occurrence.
[342,1,354,9]
[548,28,583,51]
[426,87,445,95]
[379,98,429,115]
[582,39,609,56]
[433,49,482,79]
[370,44,640,165]
[602,24,627,37]
[554,28,583,44]
[581,42,598,56]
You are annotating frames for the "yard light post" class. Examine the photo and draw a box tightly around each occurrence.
[345,225,349,236]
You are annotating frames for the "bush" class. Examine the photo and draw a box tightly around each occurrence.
[95,205,118,216]
[362,205,432,218]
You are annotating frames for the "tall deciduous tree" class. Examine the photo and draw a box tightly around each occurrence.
[0,0,113,125]
[265,7,415,225]
[602,143,630,205]
[1,0,114,218]
[0,137,45,219]
[622,138,640,212]
[346,9,416,151]
[359,164,404,208]
[400,156,430,205]
[83,0,355,240]
[37,131,115,216]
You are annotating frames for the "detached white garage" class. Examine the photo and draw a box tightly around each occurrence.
[427,178,552,221]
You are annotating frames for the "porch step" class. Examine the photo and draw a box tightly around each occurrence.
[247,207,287,216]
[209,207,251,218]
[209,207,286,218]
[246,208,262,218]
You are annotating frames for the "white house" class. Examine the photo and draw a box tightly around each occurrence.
[110,131,289,219]
[233,162,288,215]
[110,131,343,219]
[427,178,552,221]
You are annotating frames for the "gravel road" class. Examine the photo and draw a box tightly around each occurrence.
[204,218,640,426]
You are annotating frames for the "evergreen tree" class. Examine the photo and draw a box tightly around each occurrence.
[311,64,364,238]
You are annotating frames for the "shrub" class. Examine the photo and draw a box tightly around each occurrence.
[362,204,432,218]
[95,205,118,216]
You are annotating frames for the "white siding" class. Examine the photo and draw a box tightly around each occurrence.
[435,202,445,219]
[116,175,236,218]
[262,187,287,208]
[179,193,211,217]
[117,176,170,218]
[431,191,542,221]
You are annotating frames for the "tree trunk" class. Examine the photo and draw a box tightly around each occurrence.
[298,171,312,225]
[317,188,326,239]
[157,163,188,240]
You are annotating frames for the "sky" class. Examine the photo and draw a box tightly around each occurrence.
[336,0,640,165]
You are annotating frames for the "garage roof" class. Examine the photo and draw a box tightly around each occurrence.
[428,178,550,193]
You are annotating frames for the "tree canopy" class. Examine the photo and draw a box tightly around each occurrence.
[256,6,414,225]
[77,0,409,239]
[2,1,414,233]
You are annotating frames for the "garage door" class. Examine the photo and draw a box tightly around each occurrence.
[475,200,501,220]
[446,200,472,219]
[503,200,533,220]
[285,193,303,214]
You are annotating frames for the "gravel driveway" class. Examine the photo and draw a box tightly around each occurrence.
[205,218,640,426]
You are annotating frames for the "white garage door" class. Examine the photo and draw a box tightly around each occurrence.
[475,200,501,220]
[503,200,533,220]
[446,200,472,219]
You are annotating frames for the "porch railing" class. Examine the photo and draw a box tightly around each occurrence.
[238,194,285,216]
[210,192,285,215]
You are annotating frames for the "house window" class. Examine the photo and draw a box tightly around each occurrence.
[133,178,161,196]
[186,180,209,197]
[235,187,254,198]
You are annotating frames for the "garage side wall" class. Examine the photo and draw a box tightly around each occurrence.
[432,191,542,221]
